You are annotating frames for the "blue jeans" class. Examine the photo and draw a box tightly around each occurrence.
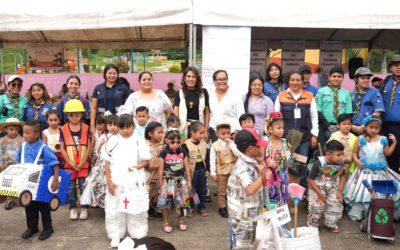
[68,177,88,209]
[296,141,310,188]
[192,167,207,210]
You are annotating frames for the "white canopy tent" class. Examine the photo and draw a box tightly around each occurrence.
[0,0,192,49]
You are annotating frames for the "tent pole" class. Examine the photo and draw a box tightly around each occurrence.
[130,49,134,73]
[193,25,197,67]
[188,24,193,66]
[0,47,4,82]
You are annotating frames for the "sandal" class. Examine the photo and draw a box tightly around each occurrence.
[328,225,340,233]
[163,223,173,233]
[178,220,187,231]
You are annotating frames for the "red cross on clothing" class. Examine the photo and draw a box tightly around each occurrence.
[123,197,129,209]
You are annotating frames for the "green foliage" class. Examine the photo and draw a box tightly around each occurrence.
[115,60,130,73]
[168,64,181,73]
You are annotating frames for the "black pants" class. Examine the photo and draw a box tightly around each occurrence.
[25,201,52,231]
[383,122,400,174]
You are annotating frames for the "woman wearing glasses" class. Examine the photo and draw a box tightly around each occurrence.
[0,75,28,123]
[208,70,245,142]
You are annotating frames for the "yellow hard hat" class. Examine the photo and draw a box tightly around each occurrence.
[64,99,85,113]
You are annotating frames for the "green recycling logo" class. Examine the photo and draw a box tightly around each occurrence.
[374,208,389,224]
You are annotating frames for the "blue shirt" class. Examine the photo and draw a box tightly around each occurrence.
[263,81,286,102]
[17,139,59,167]
[304,83,318,97]
[351,87,385,125]
[57,95,90,123]
[92,82,130,114]
[382,75,400,122]
[134,121,149,139]
[24,102,54,130]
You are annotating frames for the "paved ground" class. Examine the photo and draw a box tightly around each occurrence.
[0,182,399,250]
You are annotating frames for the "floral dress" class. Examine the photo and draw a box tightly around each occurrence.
[263,136,291,208]
[343,135,400,220]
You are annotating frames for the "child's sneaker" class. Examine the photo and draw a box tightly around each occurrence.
[70,208,78,220]
[79,208,88,220]
[110,238,120,248]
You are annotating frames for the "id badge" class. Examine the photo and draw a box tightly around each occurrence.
[98,107,106,113]
[294,108,301,119]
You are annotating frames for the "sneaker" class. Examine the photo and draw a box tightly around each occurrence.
[148,208,156,220]
[70,208,78,220]
[38,228,54,241]
[110,238,120,248]
[218,208,229,218]
[199,209,208,217]
[21,228,39,239]
[79,208,88,220]
[155,212,163,221]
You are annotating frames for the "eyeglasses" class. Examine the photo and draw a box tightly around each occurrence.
[10,82,22,88]
[169,140,181,145]
[216,78,228,82]
[68,113,81,118]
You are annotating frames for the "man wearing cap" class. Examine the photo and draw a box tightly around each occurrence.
[381,55,400,173]
[351,67,385,135]
[299,65,318,96]
[371,77,383,89]
[227,128,268,249]
[0,75,28,123]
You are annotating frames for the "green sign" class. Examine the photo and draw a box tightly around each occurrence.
[374,208,389,224]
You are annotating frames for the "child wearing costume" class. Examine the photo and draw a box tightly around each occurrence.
[263,112,291,207]
[307,140,346,233]
[60,99,92,220]
[104,114,151,248]
[158,130,192,233]
[144,121,165,221]
[18,121,60,241]
[0,118,24,210]
[81,114,118,208]
[344,115,400,220]
[42,110,63,168]
[210,121,237,218]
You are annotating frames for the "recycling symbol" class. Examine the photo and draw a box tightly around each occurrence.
[374,208,389,224]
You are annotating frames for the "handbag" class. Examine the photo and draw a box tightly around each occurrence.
[117,183,149,215]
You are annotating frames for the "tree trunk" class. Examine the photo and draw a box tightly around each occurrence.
[380,50,387,74]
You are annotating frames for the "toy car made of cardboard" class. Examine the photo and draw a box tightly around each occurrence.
[0,163,71,211]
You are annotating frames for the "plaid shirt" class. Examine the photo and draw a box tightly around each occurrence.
[0,135,24,171]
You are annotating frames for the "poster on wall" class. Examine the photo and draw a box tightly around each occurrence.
[281,40,305,74]
[319,41,343,87]
[250,51,266,79]
[28,45,63,69]
[202,26,251,95]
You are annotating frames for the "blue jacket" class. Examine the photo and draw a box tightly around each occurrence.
[263,81,286,102]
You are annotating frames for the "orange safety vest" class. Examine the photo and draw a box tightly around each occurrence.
[61,123,90,179]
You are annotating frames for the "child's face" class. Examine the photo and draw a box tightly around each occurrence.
[96,123,106,133]
[191,127,206,141]
[6,126,19,139]
[241,118,254,129]
[357,76,371,89]
[168,137,181,151]
[326,150,344,164]
[168,121,180,129]
[268,120,285,138]
[216,127,231,141]
[136,111,150,126]
[119,125,134,138]
[150,127,164,143]
[31,85,44,101]
[47,114,60,129]
[246,145,261,158]
[338,120,352,134]
[329,73,344,88]
[23,126,39,143]
[68,112,83,125]
[365,121,381,137]
[106,123,118,135]
[67,78,80,94]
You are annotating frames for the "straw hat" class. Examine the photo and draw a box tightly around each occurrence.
[0,117,23,131]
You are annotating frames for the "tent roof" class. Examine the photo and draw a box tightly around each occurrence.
[193,0,400,49]
[0,0,191,49]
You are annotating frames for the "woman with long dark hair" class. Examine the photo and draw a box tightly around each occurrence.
[243,73,274,135]
[173,67,210,139]
[263,63,285,102]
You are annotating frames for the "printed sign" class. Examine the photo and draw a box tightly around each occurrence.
[267,204,291,226]
[250,51,266,78]
[282,40,305,73]
[319,41,343,87]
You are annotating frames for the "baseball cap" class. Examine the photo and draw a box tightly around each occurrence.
[7,75,23,84]
[299,65,312,73]
[388,55,400,68]
[235,128,268,149]
[354,67,373,77]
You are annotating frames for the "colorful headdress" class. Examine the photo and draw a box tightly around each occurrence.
[264,112,283,135]
[362,115,382,126]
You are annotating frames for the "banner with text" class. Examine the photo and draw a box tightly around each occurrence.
[250,51,266,78]
[319,41,343,87]
[202,26,251,95]
[281,40,305,74]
